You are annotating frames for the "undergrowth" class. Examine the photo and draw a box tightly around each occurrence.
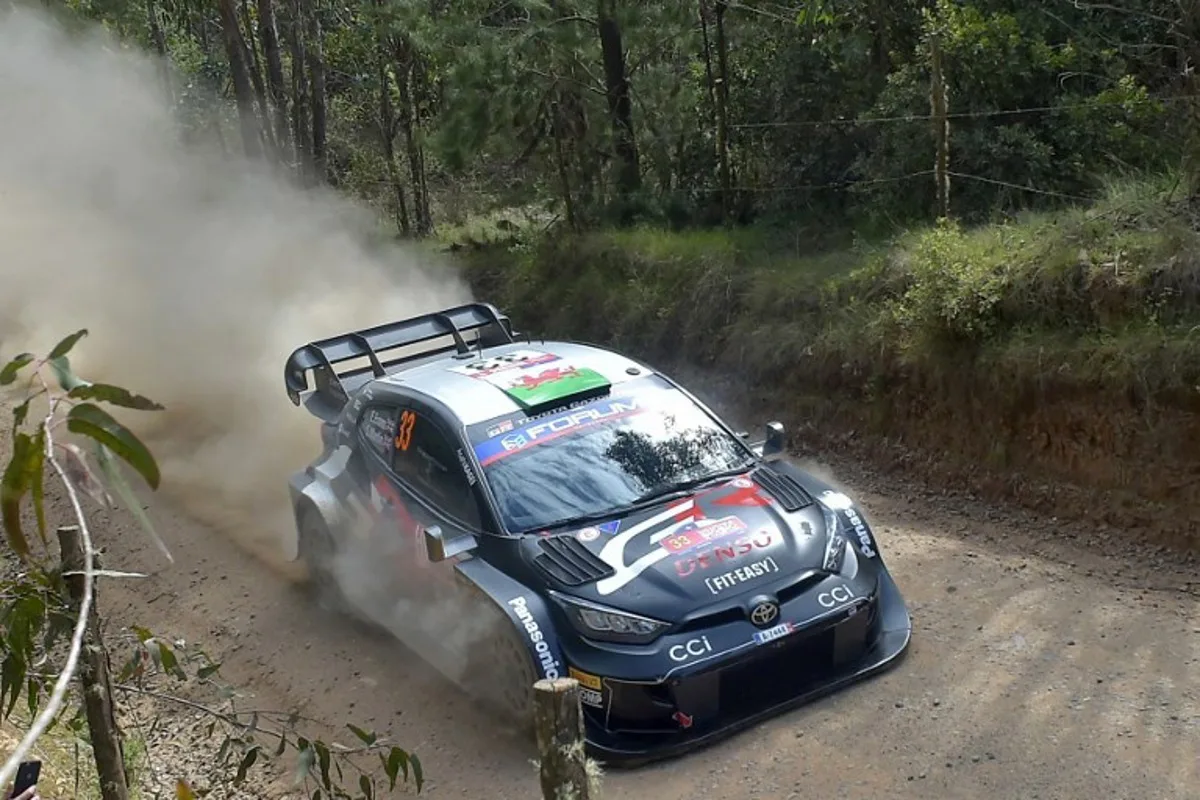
[452,171,1200,409]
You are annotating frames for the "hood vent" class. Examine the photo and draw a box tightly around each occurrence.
[535,535,616,587]
[752,466,814,512]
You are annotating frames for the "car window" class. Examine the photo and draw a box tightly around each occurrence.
[466,375,754,534]
[392,408,482,528]
[358,405,399,459]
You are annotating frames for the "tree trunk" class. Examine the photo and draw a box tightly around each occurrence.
[551,95,577,229]
[145,0,172,99]
[377,40,411,235]
[597,0,640,205]
[713,0,732,219]
[239,0,274,154]
[930,31,950,219]
[58,526,130,800]
[216,0,263,158]
[394,39,431,234]
[256,0,291,154]
[287,0,311,175]
[302,0,328,183]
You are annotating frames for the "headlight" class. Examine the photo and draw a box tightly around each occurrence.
[549,591,671,645]
[822,505,848,573]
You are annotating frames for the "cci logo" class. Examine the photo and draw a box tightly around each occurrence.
[668,636,712,662]
[818,584,857,608]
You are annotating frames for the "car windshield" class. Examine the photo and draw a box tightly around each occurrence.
[467,376,754,533]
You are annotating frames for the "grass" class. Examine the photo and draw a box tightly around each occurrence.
[453,170,1200,408]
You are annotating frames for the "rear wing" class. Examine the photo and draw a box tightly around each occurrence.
[283,302,518,415]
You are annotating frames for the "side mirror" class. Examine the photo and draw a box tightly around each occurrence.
[762,421,786,458]
[424,525,477,563]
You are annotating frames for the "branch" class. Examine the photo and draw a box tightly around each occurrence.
[0,397,97,789]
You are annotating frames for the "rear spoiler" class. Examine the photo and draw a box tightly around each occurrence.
[283,302,518,412]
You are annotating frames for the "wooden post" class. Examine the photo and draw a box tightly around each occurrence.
[58,525,130,800]
[533,677,591,800]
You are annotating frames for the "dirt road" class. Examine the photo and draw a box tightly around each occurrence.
[53,443,1196,800]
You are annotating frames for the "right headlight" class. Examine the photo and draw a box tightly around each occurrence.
[821,505,848,573]
[548,591,671,645]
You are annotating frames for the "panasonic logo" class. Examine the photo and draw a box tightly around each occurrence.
[844,508,876,558]
[508,596,560,679]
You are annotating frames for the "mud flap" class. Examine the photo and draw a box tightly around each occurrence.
[455,558,566,681]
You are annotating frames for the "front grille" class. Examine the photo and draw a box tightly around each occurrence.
[534,535,615,586]
[752,466,813,511]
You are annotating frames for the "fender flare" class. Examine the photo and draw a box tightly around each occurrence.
[454,557,566,681]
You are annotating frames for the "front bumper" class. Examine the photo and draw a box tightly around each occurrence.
[578,568,911,767]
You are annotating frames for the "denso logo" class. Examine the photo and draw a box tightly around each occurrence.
[524,399,638,441]
[508,596,560,679]
[668,636,712,662]
[674,533,774,576]
[818,583,858,609]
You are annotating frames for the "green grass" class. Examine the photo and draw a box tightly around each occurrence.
[455,170,1200,410]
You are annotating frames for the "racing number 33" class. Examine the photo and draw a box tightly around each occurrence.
[396,410,417,451]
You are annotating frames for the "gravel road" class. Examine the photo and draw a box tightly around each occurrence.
[49,443,1197,800]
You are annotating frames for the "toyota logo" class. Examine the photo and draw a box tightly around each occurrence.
[749,600,779,628]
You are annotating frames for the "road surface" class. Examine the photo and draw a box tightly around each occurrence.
[51,444,1199,800]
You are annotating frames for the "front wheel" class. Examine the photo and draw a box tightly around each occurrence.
[463,611,538,736]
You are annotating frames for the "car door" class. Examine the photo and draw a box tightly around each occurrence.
[377,402,485,601]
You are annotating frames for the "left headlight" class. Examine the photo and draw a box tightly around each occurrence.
[549,591,671,645]
[822,505,848,573]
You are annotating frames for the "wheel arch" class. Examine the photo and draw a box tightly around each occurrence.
[454,557,567,682]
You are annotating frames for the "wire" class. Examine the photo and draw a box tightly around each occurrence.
[731,94,1193,129]
[946,171,1098,201]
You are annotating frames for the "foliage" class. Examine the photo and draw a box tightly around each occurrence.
[39,0,1199,233]
[463,171,1200,400]
[0,333,422,798]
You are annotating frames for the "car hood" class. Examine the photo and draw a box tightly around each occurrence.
[529,470,835,621]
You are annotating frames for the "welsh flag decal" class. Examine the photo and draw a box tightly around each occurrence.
[450,349,612,408]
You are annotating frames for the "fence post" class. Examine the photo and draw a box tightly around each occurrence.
[533,677,591,800]
[58,525,130,800]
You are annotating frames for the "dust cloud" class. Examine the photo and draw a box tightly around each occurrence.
[0,8,472,572]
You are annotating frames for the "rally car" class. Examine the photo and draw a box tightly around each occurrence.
[282,302,911,765]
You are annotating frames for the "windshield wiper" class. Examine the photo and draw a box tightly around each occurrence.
[632,463,755,506]
[523,463,755,536]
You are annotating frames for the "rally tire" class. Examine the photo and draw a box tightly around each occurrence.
[297,509,348,613]
[465,616,537,735]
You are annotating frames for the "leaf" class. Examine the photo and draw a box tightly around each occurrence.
[315,740,332,790]
[274,731,288,758]
[47,329,88,361]
[411,752,423,793]
[95,444,172,562]
[346,724,376,746]
[11,397,31,433]
[48,356,88,392]
[359,775,374,800]
[175,779,198,800]
[384,748,408,790]
[60,443,114,509]
[0,353,34,386]
[67,403,160,489]
[1,432,35,558]
[157,642,185,680]
[295,740,315,785]
[68,383,164,411]
[131,625,153,643]
[27,428,46,546]
[235,745,260,784]
[197,662,222,680]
